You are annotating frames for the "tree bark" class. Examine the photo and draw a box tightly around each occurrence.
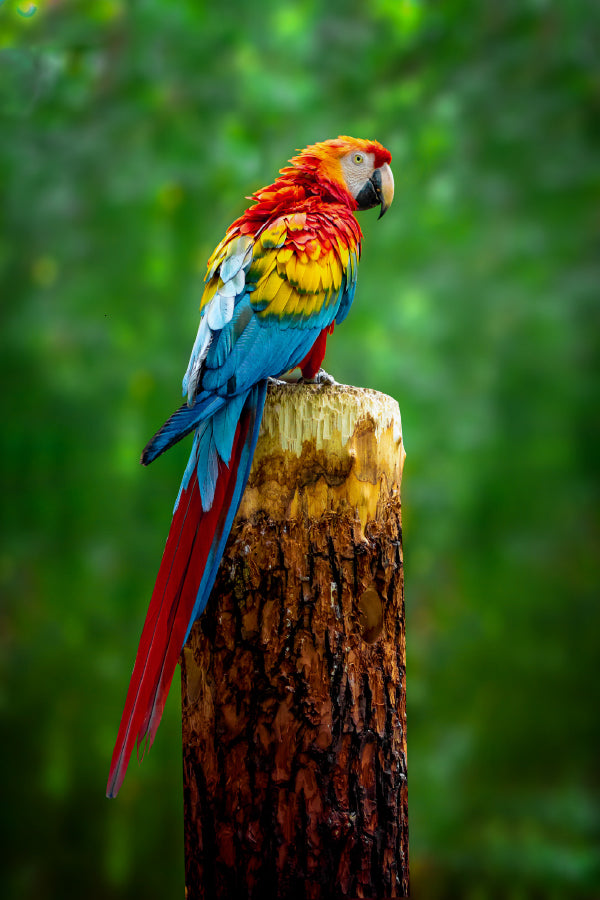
[181,382,408,899]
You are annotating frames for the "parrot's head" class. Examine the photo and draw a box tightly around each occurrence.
[289,136,394,218]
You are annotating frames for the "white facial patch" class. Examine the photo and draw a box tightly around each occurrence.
[339,150,375,199]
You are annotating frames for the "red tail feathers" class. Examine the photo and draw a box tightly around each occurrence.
[106,416,251,798]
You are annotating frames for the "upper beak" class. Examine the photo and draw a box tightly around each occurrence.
[375,162,394,219]
[355,162,395,218]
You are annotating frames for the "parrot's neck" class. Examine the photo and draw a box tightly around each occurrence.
[229,168,357,239]
[265,166,356,211]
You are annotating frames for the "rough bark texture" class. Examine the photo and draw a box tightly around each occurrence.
[182,383,408,899]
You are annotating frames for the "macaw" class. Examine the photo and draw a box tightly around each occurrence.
[106,136,394,798]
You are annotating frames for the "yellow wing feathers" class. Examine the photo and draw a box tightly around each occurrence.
[254,215,350,324]
[199,214,352,328]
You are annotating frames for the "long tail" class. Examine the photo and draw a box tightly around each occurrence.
[106,381,268,798]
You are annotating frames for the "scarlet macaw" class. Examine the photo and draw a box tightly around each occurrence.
[106,136,394,797]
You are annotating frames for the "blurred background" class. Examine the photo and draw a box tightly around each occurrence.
[1,0,598,897]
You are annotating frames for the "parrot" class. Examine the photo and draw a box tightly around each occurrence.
[106,135,394,798]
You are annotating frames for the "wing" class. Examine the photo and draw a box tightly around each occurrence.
[183,210,360,405]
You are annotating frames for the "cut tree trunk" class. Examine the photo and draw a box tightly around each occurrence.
[181,382,408,900]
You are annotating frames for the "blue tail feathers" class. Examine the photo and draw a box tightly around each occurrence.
[141,393,227,465]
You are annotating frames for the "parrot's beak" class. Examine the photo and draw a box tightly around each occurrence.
[355,162,395,218]
[376,162,394,219]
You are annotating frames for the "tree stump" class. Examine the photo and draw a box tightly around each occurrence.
[181,382,408,899]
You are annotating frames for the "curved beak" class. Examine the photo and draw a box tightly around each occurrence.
[355,162,395,219]
[375,162,394,219]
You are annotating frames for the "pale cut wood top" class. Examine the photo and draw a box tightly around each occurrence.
[237,382,405,534]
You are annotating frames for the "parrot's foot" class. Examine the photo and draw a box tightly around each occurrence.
[302,368,338,386]
[268,376,289,386]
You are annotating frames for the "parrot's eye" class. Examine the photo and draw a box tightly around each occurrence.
[353,153,364,165]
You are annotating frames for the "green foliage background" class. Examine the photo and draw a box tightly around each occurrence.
[1,1,598,897]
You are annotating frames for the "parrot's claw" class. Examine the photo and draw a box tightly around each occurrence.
[302,368,338,386]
